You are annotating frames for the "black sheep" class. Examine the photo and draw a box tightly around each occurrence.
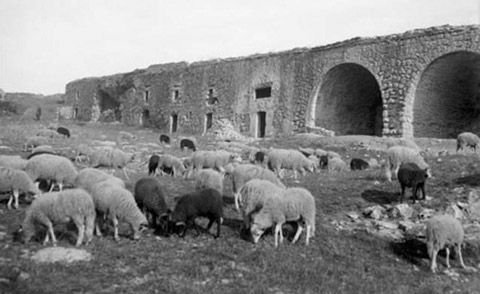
[134,178,170,233]
[319,155,329,170]
[350,158,369,171]
[159,134,170,144]
[170,188,223,238]
[397,162,429,203]
[180,138,197,152]
[56,127,71,138]
[254,151,266,165]
[148,154,174,176]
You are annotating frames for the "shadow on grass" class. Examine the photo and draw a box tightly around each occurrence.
[454,173,480,187]
[361,189,398,205]
[389,237,427,266]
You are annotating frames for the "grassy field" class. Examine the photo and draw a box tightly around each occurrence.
[0,96,480,294]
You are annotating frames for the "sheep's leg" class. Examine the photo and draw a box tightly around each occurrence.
[85,215,95,245]
[411,186,417,204]
[291,223,304,244]
[445,247,451,268]
[48,183,55,192]
[58,183,63,191]
[7,189,19,210]
[216,218,221,238]
[47,222,57,246]
[274,224,282,247]
[305,223,311,246]
[234,192,241,211]
[121,168,130,181]
[430,249,439,273]
[112,216,120,241]
[293,170,298,180]
[400,184,406,203]
[72,218,85,246]
[456,244,467,269]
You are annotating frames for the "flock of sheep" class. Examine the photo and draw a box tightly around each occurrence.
[1,126,480,274]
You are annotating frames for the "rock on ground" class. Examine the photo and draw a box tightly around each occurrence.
[30,247,92,264]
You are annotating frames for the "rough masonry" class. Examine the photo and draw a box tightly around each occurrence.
[63,25,480,139]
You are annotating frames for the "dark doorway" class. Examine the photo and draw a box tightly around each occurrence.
[257,111,266,138]
[171,113,178,133]
[205,113,213,131]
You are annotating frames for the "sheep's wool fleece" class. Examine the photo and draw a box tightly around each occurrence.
[426,215,464,248]
[0,155,28,170]
[26,154,78,183]
[232,164,285,193]
[0,166,38,193]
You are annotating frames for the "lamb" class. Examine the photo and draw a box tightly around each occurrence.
[249,186,316,247]
[350,158,370,171]
[384,145,430,182]
[194,168,224,195]
[191,150,242,173]
[231,164,286,211]
[425,214,474,273]
[90,180,148,241]
[156,154,186,178]
[56,127,71,138]
[397,162,428,203]
[134,178,169,232]
[25,154,78,191]
[456,132,480,153]
[20,188,95,246]
[267,148,316,179]
[0,155,28,170]
[23,136,49,152]
[74,168,125,194]
[327,157,347,172]
[238,179,286,229]
[0,166,40,210]
[170,188,223,238]
[90,148,135,180]
[37,129,62,140]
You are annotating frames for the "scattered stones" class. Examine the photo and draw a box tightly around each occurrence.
[388,203,414,219]
[31,247,92,264]
[363,205,386,220]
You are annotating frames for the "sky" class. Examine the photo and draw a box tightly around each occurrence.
[0,0,479,95]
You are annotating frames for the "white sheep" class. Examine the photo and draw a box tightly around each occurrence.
[267,148,316,179]
[20,188,96,246]
[384,146,430,182]
[238,179,286,229]
[117,131,137,141]
[90,180,148,241]
[191,150,242,173]
[456,132,480,153]
[25,154,78,191]
[157,154,186,178]
[89,147,135,180]
[249,186,316,247]
[0,155,28,170]
[231,164,285,211]
[314,148,328,157]
[31,145,54,154]
[0,166,40,209]
[425,214,475,273]
[23,136,49,152]
[74,167,125,194]
[327,157,348,172]
[194,168,224,195]
[74,143,94,164]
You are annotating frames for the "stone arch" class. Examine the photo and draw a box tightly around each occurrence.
[313,63,383,136]
[413,51,480,138]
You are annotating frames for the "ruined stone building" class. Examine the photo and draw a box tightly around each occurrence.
[63,25,480,139]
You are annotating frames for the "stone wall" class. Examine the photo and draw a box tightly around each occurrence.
[64,25,480,139]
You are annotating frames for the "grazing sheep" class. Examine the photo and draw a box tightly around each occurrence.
[456,132,480,153]
[350,158,370,171]
[74,168,125,194]
[156,154,186,178]
[159,134,171,144]
[134,178,169,231]
[249,186,316,247]
[117,131,136,141]
[25,154,78,191]
[314,148,328,157]
[267,149,316,179]
[384,146,430,182]
[26,150,57,160]
[191,150,241,173]
[90,148,135,180]
[23,136,49,152]
[148,154,160,175]
[397,162,428,203]
[194,168,224,195]
[56,127,71,138]
[327,157,348,172]
[238,179,285,229]
[0,155,28,170]
[231,164,285,211]
[319,155,329,170]
[37,129,62,141]
[0,166,40,210]
[20,188,95,246]
[426,214,473,273]
[179,137,197,152]
[170,188,223,238]
[253,151,267,166]
[298,147,315,157]
[90,180,148,241]
[308,155,320,172]
[74,143,93,164]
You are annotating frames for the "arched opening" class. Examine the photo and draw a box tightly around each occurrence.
[315,63,383,136]
[170,113,178,133]
[97,89,121,121]
[413,51,480,138]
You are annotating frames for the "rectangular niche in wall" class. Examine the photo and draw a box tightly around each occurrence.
[172,89,180,102]
[255,86,272,99]
[170,113,178,133]
[144,90,150,102]
[205,112,213,132]
[256,111,266,138]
